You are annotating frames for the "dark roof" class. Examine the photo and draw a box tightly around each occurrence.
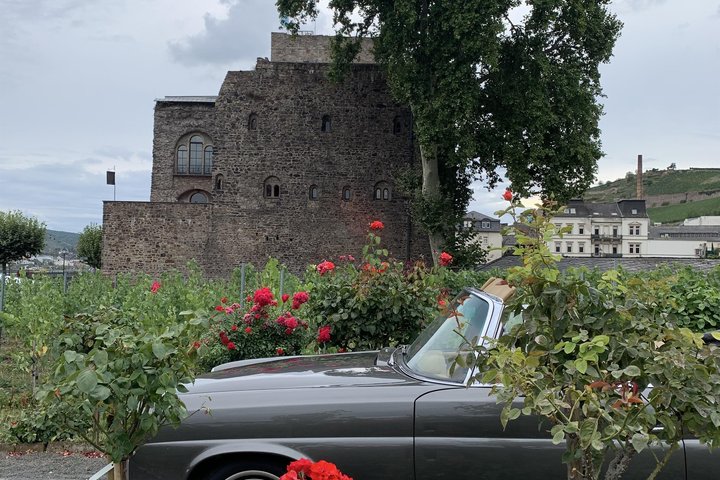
[649,225,720,240]
[465,211,499,221]
[555,199,648,219]
[465,211,502,232]
[478,255,720,273]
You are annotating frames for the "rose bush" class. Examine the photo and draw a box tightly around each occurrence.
[281,458,353,480]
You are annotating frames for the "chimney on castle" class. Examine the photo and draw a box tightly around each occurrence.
[636,154,644,199]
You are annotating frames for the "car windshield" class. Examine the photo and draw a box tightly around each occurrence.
[404,291,491,382]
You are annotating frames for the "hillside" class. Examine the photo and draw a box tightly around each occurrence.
[582,167,720,224]
[584,168,720,202]
[44,229,80,255]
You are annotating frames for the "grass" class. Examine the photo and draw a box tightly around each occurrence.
[648,196,720,224]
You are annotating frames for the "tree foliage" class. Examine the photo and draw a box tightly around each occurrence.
[0,210,46,274]
[276,0,622,261]
[77,223,103,270]
[476,202,720,479]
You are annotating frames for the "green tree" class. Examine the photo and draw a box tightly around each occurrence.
[0,210,46,275]
[474,202,720,479]
[77,223,103,270]
[276,0,621,263]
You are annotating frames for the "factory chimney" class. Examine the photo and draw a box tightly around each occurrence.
[636,154,644,199]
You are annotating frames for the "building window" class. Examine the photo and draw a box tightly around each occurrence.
[564,207,576,214]
[214,174,224,191]
[578,243,585,253]
[629,224,641,235]
[264,176,281,198]
[612,245,618,254]
[594,226,600,236]
[555,242,561,253]
[481,221,490,229]
[176,133,213,176]
[578,224,585,235]
[393,116,402,135]
[321,115,332,132]
[566,224,573,234]
[612,226,619,237]
[309,185,319,200]
[248,113,258,130]
[566,243,573,253]
[629,243,640,254]
[463,220,472,228]
[594,244,600,255]
[374,182,391,201]
[342,186,351,201]
[189,192,208,204]
[631,208,638,215]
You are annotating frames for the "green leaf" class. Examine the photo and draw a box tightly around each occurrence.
[152,342,168,360]
[575,358,588,374]
[624,365,641,377]
[631,433,649,453]
[63,350,78,363]
[77,368,99,394]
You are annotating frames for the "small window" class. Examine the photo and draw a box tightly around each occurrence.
[214,174,224,191]
[175,133,213,175]
[463,220,472,229]
[594,244,600,255]
[309,185,319,200]
[342,186,351,201]
[321,115,332,132]
[248,113,258,131]
[481,221,490,229]
[594,227,600,235]
[578,225,585,235]
[393,116,402,135]
[374,182,391,201]
[566,243,573,253]
[612,245,618,254]
[555,243,561,253]
[631,208,638,215]
[264,176,281,198]
[612,226,619,237]
[189,192,208,204]
[578,243,585,253]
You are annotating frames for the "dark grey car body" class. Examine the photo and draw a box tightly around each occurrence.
[129,289,714,480]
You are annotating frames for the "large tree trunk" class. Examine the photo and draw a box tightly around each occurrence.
[419,140,444,265]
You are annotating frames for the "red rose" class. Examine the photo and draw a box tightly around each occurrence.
[293,291,309,306]
[254,287,275,307]
[348,255,355,262]
[231,325,238,331]
[287,459,313,476]
[150,281,161,294]
[285,317,298,330]
[317,260,335,276]
[276,347,285,356]
[502,188,513,201]
[215,305,225,312]
[317,325,331,344]
[438,299,446,308]
[226,341,236,350]
[369,220,384,231]
[279,472,298,480]
[246,295,252,302]
[220,297,228,304]
[285,328,293,335]
[245,327,252,334]
[192,341,201,349]
[439,251,453,267]
[282,293,290,303]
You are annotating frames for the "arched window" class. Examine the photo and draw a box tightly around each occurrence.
[214,174,224,191]
[374,181,391,201]
[176,146,188,174]
[321,115,332,133]
[175,133,213,176]
[342,186,351,201]
[309,185,319,200]
[189,192,208,204]
[248,113,258,131]
[189,135,203,174]
[204,146,213,175]
[264,176,281,198]
[393,116,402,135]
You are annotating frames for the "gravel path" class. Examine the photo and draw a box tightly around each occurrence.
[0,451,108,480]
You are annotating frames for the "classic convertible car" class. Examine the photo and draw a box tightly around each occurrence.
[129,288,713,480]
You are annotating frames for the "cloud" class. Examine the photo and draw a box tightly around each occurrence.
[620,0,667,11]
[168,0,278,66]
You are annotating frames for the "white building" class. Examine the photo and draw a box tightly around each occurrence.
[549,199,718,259]
[464,211,504,263]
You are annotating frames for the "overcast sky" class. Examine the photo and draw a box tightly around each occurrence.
[0,0,718,233]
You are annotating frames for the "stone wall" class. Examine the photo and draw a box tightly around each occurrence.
[645,190,720,208]
[102,202,213,275]
[270,32,375,63]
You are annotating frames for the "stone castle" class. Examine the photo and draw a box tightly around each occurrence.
[102,33,429,277]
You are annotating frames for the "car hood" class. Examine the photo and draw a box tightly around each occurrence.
[185,350,418,394]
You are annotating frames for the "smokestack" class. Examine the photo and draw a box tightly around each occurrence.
[636,154,643,199]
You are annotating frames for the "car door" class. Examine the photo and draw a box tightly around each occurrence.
[413,386,686,480]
